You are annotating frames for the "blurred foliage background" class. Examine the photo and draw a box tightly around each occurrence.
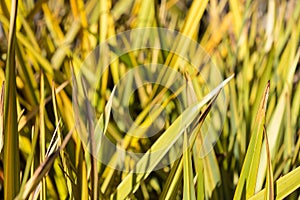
[0,0,299,199]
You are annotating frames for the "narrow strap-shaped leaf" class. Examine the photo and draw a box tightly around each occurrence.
[3,0,20,199]
[263,126,274,200]
[183,131,196,200]
[233,81,270,199]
